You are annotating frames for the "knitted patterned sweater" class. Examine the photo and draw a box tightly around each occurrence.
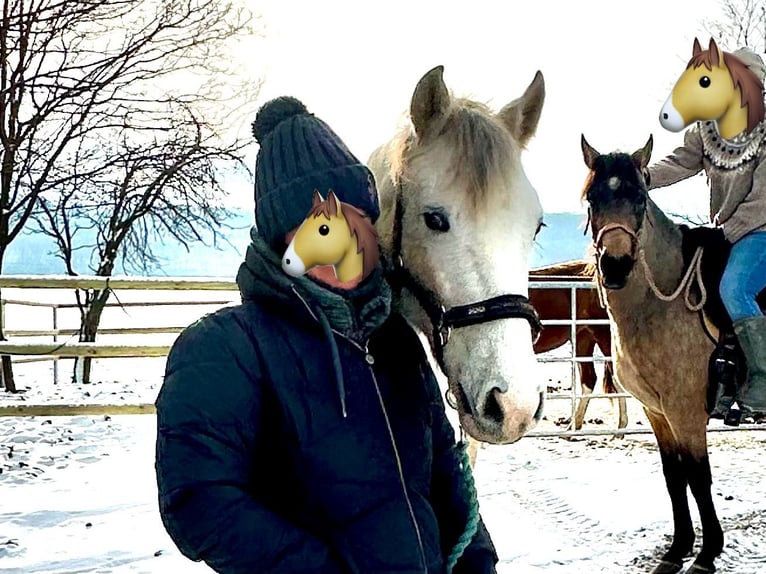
[647,119,766,243]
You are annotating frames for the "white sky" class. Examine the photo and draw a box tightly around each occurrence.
[229,0,735,219]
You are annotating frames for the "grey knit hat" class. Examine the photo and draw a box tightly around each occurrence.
[251,97,379,252]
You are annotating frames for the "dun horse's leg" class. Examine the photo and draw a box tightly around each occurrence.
[680,445,723,571]
[572,332,597,430]
[645,410,695,574]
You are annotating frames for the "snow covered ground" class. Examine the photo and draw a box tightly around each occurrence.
[1,288,765,573]
[1,356,765,574]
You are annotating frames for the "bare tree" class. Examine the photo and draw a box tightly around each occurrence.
[2,0,261,390]
[668,212,710,227]
[704,0,766,52]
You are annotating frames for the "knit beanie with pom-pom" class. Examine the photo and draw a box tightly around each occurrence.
[251,96,380,252]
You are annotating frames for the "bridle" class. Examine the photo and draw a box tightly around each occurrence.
[588,207,643,307]
[386,180,542,373]
[593,221,640,260]
[588,205,715,342]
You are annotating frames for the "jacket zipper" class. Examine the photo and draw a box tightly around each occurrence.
[350,338,428,574]
[291,286,429,573]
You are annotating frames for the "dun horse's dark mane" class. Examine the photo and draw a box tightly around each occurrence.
[308,194,379,279]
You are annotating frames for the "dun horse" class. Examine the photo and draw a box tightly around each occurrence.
[368,66,546,444]
[581,135,732,574]
[529,260,627,432]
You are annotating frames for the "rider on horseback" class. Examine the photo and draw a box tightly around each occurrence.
[647,39,766,422]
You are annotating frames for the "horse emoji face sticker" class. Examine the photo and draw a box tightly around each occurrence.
[282,190,379,283]
[660,37,765,139]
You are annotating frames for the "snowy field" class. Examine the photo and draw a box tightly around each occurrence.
[1,288,765,573]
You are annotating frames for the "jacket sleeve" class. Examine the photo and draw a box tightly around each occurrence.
[155,313,345,574]
[423,365,499,574]
[647,124,705,190]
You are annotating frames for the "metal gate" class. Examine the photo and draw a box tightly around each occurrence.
[525,278,766,438]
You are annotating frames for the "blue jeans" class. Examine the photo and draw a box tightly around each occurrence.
[719,231,766,322]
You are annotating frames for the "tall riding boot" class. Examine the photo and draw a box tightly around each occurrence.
[734,315,766,417]
[709,333,740,418]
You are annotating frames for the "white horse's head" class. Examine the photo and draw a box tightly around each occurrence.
[369,66,546,444]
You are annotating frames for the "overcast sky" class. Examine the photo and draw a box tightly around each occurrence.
[230,0,738,219]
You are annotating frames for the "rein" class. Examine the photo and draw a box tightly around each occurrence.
[593,215,708,313]
[387,180,542,373]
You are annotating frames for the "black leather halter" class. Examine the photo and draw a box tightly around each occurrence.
[386,181,542,372]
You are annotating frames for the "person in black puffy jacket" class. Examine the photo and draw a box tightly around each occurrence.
[154,96,499,574]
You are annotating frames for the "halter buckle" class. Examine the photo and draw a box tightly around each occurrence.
[439,325,452,348]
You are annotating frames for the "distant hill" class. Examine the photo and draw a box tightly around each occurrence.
[4,209,591,276]
[531,211,591,268]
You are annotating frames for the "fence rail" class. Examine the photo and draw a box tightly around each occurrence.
[0,274,762,437]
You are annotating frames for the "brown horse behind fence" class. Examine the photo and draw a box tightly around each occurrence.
[529,260,628,432]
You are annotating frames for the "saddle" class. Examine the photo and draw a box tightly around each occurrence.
[680,225,766,331]
[680,225,766,423]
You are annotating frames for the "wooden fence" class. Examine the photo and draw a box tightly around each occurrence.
[0,274,762,437]
[0,275,239,416]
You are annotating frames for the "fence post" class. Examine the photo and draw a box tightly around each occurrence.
[52,306,59,385]
[569,285,578,425]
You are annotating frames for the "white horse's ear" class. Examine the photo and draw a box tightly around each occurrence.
[312,189,324,207]
[410,65,451,139]
[693,37,702,57]
[497,71,545,148]
[632,135,654,170]
[581,134,600,170]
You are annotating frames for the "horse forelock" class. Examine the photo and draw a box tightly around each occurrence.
[686,50,765,132]
[387,98,519,210]
[581,153,645,207]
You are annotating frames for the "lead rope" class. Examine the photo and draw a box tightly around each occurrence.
[446,439,480,574]
[639,245,706,311]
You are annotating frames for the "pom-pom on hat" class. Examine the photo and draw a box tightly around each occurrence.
[251,96,379,252]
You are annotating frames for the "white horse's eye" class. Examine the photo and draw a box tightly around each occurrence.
[318,225,330,236]
[534,220,546,238]
[423,211,450,232]
[699,76,711,88]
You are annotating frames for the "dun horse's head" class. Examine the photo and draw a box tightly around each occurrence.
[369,66,547,444]
[580,135,653,290]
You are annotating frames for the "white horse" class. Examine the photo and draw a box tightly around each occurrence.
[368,65,546,445]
